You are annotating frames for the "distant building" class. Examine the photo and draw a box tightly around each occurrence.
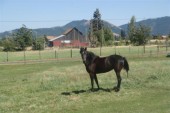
[152,35,168,40]
[46,27,88,47]
[113,33,120,41]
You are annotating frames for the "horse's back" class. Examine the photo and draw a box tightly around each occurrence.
[95,56,116,73]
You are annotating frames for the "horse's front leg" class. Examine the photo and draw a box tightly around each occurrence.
[89,73,94,90]
[114,72,122,92]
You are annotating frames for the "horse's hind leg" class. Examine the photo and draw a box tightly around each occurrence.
[114,72,122,92]
[94,74,100,89]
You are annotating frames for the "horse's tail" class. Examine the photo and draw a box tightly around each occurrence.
[123,57,129,77]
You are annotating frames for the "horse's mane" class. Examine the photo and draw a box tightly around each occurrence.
[86,51,99,65]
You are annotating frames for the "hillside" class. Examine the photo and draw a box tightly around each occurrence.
[119,16,170,35]
[1,16,170,38]
[0,20,121,38]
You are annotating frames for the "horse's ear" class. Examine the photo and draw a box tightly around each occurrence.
[80,47,83,53]
[84,47,87,51]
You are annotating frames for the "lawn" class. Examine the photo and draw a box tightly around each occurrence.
[0,56,170,112]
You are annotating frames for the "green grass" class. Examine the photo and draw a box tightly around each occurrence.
[0,57,170,113]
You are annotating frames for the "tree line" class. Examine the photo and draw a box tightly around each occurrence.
[0,25,45,51]
[88,9,151,47]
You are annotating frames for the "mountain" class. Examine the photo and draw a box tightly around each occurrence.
[119,16,170,35]
[1,16,170,38]
[0,19,121,38]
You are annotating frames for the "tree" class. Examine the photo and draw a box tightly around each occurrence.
[128,16,151,46]
[44,35,49,48]
[1,37,16,51]
[127,16,136,43]
[92,8,103,31]
[134,24,151,45]
[120,29,126,39]
[13,25,33,50]
[104,28,114,45]
[32,37,45,50]
[89,9,103,47]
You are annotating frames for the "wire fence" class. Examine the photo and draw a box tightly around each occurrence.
[0,45,169,64]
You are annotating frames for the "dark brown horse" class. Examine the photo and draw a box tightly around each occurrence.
[80,47,129,92]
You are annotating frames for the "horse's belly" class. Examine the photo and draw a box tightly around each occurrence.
[95,66,113,74]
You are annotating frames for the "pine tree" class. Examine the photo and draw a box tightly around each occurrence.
[89,9,103,47]
[127,16,136,42]
[92,8,103,31]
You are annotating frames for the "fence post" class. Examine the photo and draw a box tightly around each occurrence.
[39,50,41,60]
[70,49,72,58]
[157,45,159,57]
[55,50,58,59]
[138,47,139,57]
[6,51,8,62]
[24,51,26,64]
[100,46,102,56]
[143,45,145,54]
[55,50,56,59]
[114,46,117,54]
[150,50,152,57]
[129,46,130,53]
[157,45,159,53]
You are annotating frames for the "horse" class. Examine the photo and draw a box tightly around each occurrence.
[80,47,129,92]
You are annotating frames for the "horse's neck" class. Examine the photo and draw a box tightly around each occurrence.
[93,56,99,62]
[85,55,99,67]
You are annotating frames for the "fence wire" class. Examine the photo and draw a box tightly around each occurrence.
[0,46,169,64]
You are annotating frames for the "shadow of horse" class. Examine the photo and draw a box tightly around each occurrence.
[61,88,113,96]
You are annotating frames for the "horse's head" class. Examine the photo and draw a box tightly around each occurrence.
[80,47,97,65]
[80,47,88,64]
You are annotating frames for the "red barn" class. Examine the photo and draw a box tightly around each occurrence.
[46,27,88,47]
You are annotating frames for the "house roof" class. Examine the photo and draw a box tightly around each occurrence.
[49,35,65,41]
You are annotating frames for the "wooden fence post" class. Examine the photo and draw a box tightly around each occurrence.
[39,50,41,60]
[24,51,26,64]
[129,46,131,53]
[55,50,58,59]
[143,45,145,54]
[6,51,8,62]
[70,49,72,58]
[157,45,159,57]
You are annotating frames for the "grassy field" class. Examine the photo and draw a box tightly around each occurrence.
[0,55,170,113]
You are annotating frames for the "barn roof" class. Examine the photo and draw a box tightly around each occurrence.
[63,27,83,35]
[49,35,65,41]
[46,36,56,40]
[47,27,84,41]
[63,28,72,35]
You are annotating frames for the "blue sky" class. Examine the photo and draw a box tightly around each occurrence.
[0,0,170,32]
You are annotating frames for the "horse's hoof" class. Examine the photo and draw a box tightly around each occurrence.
[115,88,120,92]
[90,88,95,92]
[113,87,120,92]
